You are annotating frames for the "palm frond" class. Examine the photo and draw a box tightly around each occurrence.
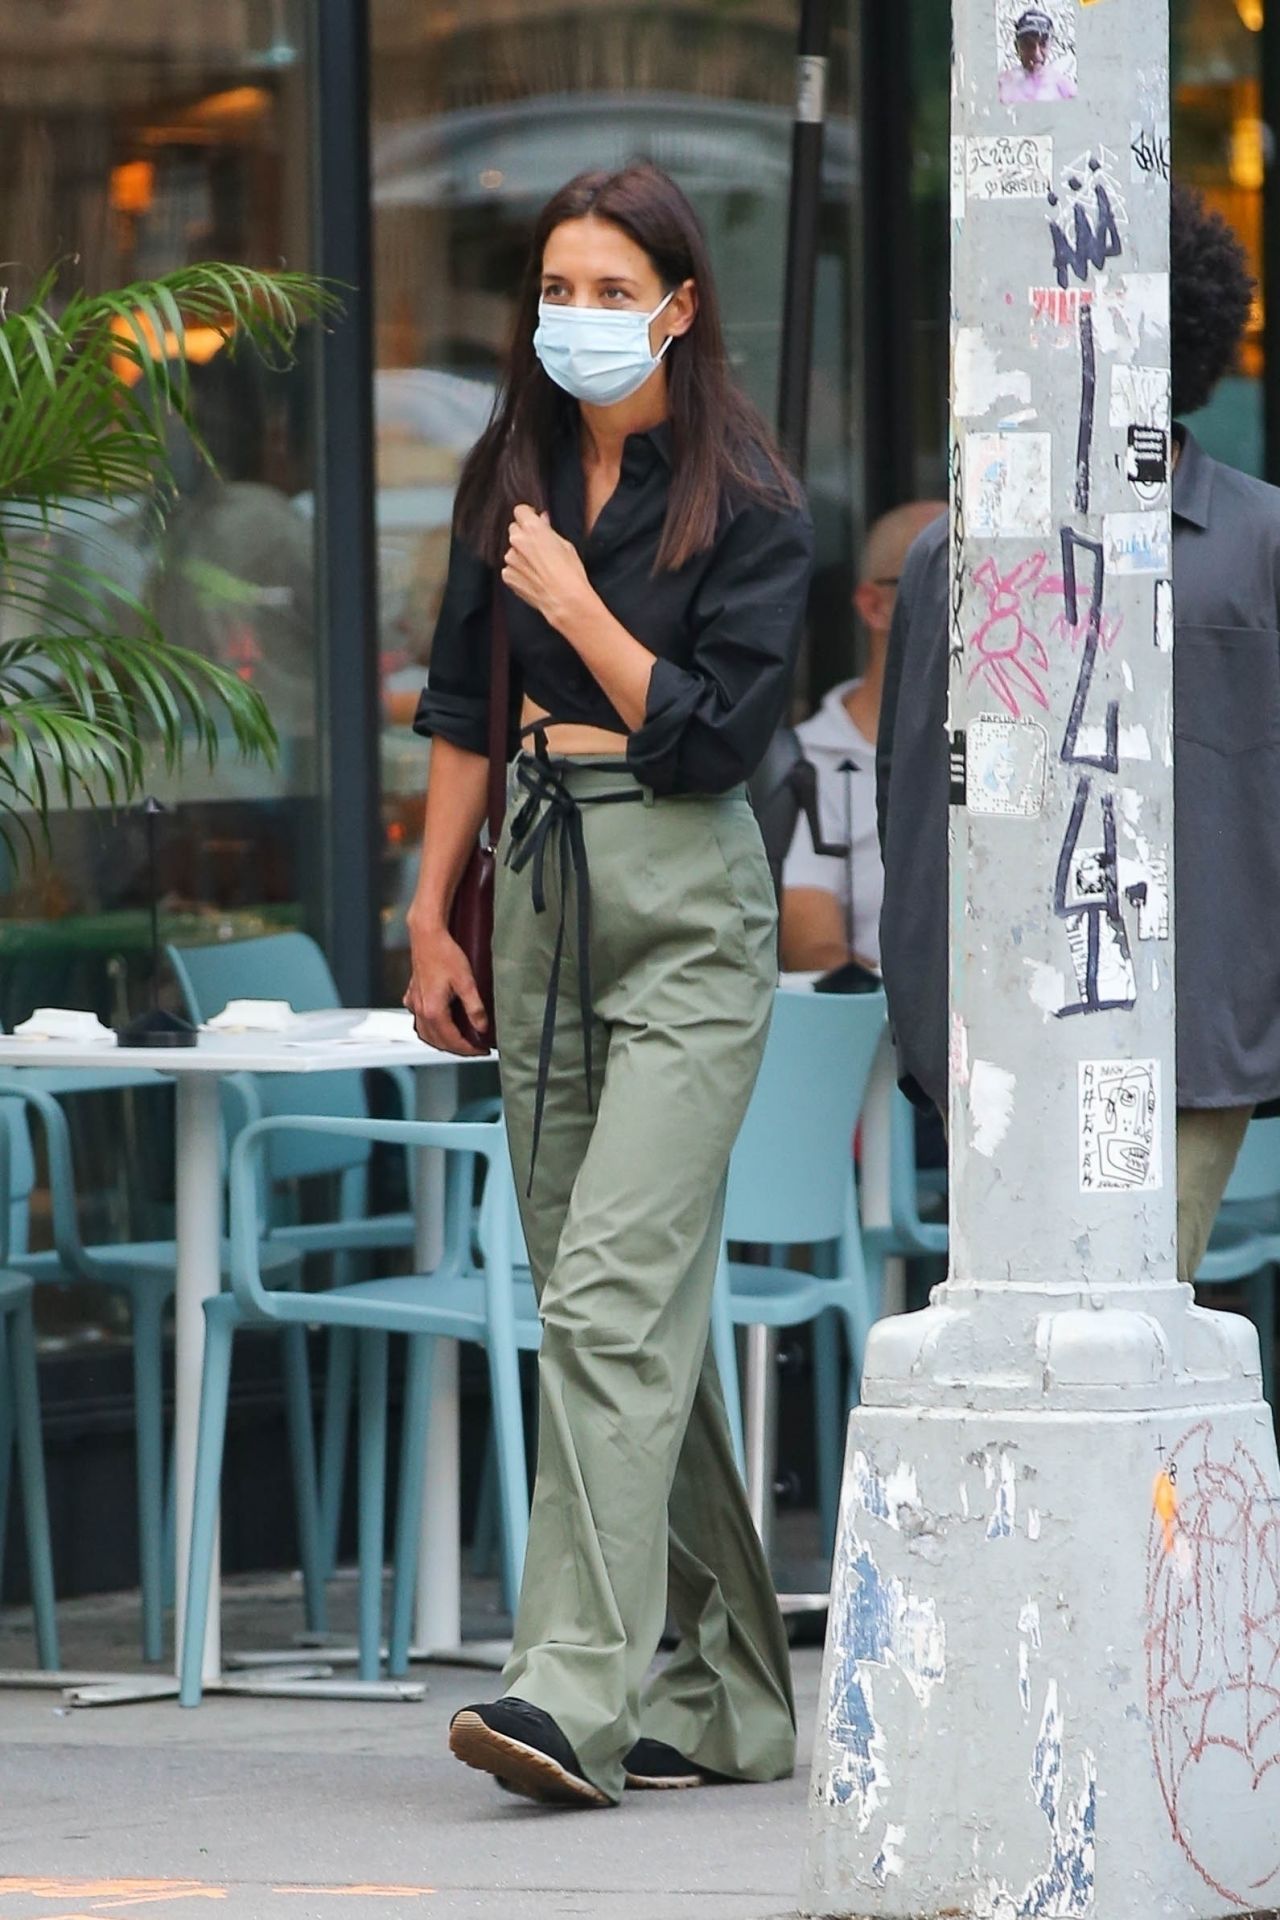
[0,260,334,861]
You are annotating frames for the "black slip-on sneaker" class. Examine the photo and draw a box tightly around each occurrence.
[622,1737,729,1790]
[449,1698,611,1809]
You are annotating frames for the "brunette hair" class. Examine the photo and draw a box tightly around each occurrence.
[453,162,803,572]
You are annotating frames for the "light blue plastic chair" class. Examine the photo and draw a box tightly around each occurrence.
[167,933,419,1577]
[0,1119,59,1669]
[722,990,889,1542]
[0,1076,324,1661]
[180,1112,540,1704]
[1196,1116,1280,1401]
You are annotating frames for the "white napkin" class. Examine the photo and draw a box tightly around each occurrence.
[203,999,297,1034]
[13,1008,118,1045]
[343,1009,424,1046]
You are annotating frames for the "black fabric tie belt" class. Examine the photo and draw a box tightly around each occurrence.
[505,748,644,1188]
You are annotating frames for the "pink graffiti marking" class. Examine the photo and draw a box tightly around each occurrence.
[1145,1421,1280,1905]
[968,552,1123,721]
[968,553,1055,719]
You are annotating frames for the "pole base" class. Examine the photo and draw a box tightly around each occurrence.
[802,1398,1280,1919]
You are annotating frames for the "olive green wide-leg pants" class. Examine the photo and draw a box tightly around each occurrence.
[492,762,797,1804]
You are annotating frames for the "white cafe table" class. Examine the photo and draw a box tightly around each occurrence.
[0,1013,492,1706]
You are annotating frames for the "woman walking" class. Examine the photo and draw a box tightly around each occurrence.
[405,162,812,1810]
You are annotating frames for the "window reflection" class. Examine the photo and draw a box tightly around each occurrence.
[0,0,322,998]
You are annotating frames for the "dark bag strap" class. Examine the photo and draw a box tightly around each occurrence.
[486,594,510,847]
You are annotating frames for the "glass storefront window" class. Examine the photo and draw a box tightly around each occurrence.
[369,0,863,990]
[0,1,324,1002]
[0,1,324,1340]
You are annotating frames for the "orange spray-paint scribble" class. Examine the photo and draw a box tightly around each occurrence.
[1153,1468,1178,1555]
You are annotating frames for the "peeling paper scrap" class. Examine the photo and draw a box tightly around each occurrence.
[824,1535,946,1823]
[985,1448,1018,1539]
[850,1451,922,1534]
[872,1824,907,1887]
[964,433,1052,539]
[1154,578,1173,652]
[969,1059,1016,1160]
[967,716,1047,817]
[1024,960,1067,1021]
[1104,510,1171,577]
[955,328,1033,421]
[1110,364,1171,430]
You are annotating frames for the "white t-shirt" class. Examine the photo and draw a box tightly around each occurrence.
[781,678,883,966]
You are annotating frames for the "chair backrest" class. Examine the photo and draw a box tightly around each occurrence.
[476,1138,531,1274]
[167,935,370,1180]
[0,1025,44,1240]
[725,989,888,1247]
[887,1088,949,1258]
[1224,1116,1280,1207]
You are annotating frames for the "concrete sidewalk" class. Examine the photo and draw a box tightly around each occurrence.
[0,1578,820,1919]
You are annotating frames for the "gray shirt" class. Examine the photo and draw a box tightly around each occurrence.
[877,430,1280,1114]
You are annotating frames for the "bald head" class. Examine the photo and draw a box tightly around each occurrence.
[856,500,947,648]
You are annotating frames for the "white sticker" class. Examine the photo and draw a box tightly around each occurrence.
[967,715,1048,816]
[1118,851,1170,941]
[1064,912,1136,1008]
[964,433,1052,538]
[1093,273,1171,355]
[1105,510,1171,576]
[966,135,1054,202]
[1110,365,1171,431]
[1079,1059,1163,1194]
[1154,579,1173,652]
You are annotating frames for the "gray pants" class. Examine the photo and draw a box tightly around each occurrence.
[492,760,796,1803]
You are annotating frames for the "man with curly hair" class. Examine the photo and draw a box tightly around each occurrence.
[877,184,1275,1284]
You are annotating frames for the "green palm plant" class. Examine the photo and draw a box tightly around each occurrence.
[0,263,339,861]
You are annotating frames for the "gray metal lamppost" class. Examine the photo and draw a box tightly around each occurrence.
[804,2,1280,1914]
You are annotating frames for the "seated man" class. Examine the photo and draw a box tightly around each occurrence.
[781,501,944,974]
[877,185,1278,1285]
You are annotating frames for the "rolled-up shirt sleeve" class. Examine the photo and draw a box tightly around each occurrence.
[412,530,495,757]
[626,495,814,795]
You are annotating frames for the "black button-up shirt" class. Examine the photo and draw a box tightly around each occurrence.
[414,421,814,796]
[877,429,1280,1112]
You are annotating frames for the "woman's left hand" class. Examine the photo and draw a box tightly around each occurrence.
[503,505,592,629]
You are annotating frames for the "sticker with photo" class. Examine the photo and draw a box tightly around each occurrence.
[998,3,1078,106]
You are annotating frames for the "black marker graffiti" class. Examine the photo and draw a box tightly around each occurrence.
[1075,303,1096,515]
[1048,173,1123,291]
[950,437,967,671]
[1059,527,1118,772]
[1055,778,1136,1018]
[1130,127,1170,182]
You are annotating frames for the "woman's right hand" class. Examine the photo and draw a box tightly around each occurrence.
[403,916,490,1056]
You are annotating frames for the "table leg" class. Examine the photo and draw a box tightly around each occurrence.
[412,1065,485,1662]
[173,1075,223,1687]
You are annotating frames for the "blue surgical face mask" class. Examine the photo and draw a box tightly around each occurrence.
[533,291,676,407]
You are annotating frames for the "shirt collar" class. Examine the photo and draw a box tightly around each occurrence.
[621,419,674,474]
[1172,425,1214,530]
